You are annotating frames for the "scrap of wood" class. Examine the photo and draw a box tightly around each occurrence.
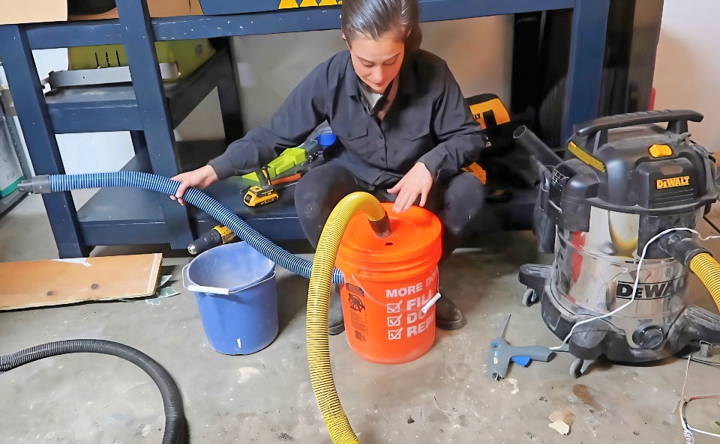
[549,420,570,435]
[0,254,163,310]
[549,408,575,425]
[548,408,575,436]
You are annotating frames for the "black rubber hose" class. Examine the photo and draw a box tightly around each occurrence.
[0,339,187,444]
[513,125,563,167]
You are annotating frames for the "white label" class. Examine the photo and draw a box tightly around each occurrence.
[385,282,424,298]
[388,328,403,340]
[386,314,402,327]
[406,290,435,311]
[406,309,430,324]
[236,338,242,349]
[407,318,433,338]
[386,301,402,313]
[382,275,438,340]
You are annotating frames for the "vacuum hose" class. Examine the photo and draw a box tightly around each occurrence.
[20,174,391,442]
[0,339,187,444]
[19,172,343,284]
[660,232,720,312]
[513,125,563,166]
[307,192,389,444]
[689,253,720,311]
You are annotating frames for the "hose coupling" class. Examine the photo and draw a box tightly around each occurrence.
[17,175,51,194]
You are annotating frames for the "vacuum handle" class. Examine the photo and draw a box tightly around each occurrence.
[576,110,704,150]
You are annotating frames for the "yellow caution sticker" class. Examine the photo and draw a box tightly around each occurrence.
[278,0,300,9]
[567,141,606,172]
[656,176,690,189]
[278,0,339,9]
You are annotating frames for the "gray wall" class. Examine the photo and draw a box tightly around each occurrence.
[654,0,720,149]
[233,16,513,130]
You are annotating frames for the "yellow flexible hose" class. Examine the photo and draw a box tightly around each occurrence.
[689,252,720,311]
[307,192,388,444]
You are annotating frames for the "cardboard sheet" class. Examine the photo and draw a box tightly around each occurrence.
[0,1,67,25]
[69,0,203,21]
[0,253,163,310]
[0,0,203,25]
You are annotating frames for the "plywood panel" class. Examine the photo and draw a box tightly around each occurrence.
[0,254,162,310]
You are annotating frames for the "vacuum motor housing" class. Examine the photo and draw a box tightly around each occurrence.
[528,110,719,362]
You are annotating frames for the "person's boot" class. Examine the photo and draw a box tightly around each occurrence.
[328,286,345,335]
[435,294,466,330]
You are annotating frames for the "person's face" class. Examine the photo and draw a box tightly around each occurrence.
[346,30,405,94]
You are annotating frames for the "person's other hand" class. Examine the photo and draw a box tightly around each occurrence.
[387,162,433,213]
[170,165,219,206]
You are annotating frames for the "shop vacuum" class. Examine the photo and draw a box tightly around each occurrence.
[514,110,720,377]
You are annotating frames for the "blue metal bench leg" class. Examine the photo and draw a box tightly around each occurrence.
[561,0,610,141]
[0,25,89,258]
[118,0,194,249]
[216,45,244,143]
[130,131,148,157]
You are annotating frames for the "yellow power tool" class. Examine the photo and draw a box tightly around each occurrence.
[243,167,280,208]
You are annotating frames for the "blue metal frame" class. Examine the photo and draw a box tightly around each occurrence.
[44,48,239,135]
[45,87,144,132]
[27,0,576,47]
[0,25,89,258]
[116,0,193,250]
[1,0,609,256]
[562,0,610,141]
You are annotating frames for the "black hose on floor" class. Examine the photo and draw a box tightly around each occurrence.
[0,339,188,444]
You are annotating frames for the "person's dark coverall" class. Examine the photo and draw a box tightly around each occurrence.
[209,50,487,255]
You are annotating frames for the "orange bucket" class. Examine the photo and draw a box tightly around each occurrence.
[336,203,442,364]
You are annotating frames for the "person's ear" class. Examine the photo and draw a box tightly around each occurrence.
[341,32,351,49]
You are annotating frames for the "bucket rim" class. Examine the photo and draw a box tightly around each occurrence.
[182,263,276,295]
[338,203,442,265]
[182,241,276,295]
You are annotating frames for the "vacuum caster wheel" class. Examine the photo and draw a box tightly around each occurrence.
[521,288,539,307]
[569,358,594,378]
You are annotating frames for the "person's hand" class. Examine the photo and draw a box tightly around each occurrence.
[387,162,433,213]
[170,165,219,206]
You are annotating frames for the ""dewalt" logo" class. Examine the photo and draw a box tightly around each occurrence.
[656,175,690,189]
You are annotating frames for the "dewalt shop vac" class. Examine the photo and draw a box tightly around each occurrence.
[513,109,720,377]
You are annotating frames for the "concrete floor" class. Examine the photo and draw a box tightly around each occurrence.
[1,193,720,444]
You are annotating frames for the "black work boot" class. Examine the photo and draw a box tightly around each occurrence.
[328,286,345,335]
[435,294,466,330]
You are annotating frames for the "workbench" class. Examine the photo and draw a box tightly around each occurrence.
[0,0,609,258]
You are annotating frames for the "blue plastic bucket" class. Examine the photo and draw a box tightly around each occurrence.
[182,241,278,355]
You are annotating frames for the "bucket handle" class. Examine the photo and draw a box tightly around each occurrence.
[182,264,230,295]
[181,264,276,296]
[421,292,442,314]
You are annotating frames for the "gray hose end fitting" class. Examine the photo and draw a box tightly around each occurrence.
[370,215,391,238]
[659,232,709,266]
[17,175,51,194]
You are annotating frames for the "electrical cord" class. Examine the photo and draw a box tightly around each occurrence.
[679,341,720,368]
[684,357,720,368]
[550,228,720,351]
[678,343,720,443]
